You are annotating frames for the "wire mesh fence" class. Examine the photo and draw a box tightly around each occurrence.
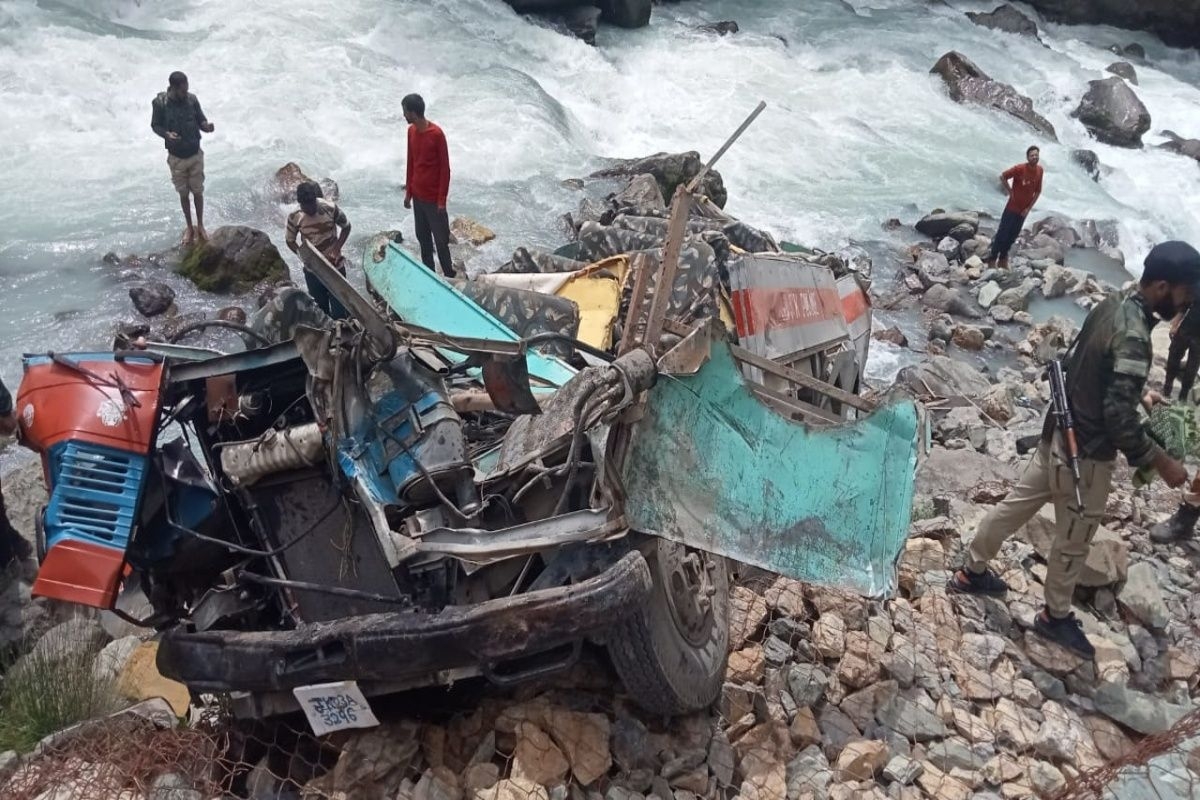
[1,517,1198,800]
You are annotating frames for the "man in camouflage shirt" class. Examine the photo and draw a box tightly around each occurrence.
[950,241,1200,657]
[0,377,31,568]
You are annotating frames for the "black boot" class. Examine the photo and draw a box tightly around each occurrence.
[1150,503,1200,544]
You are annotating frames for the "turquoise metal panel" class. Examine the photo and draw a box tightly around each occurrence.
[621,337,920,597]
[363,243,577,388]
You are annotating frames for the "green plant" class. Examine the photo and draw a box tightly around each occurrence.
[0,627,121,752]
[911,499,937,521]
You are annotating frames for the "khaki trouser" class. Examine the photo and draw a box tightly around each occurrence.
[966,435,1113,617]
[168,150,205,195]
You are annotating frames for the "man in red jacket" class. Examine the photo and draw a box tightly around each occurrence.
[402,94,456,278]
[987,145,1044,270]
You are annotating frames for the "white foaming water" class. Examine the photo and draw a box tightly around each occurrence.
[1,0,1199,401]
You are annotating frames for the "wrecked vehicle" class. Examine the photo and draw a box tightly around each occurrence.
[15,195,923,725]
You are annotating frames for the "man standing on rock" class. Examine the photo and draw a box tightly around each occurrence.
[986,145,1043,270]
[402,94,456,278]
[286,181,351,319]
[950,241,1200,657]
[151,71,214,246]
[0,377,31,569]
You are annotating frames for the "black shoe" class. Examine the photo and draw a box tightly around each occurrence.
[1033,611,1095,658]
[1150,503,1200,544]
[947,567,1009,597]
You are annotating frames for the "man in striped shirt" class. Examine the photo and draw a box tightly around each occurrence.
[286,181,351,319]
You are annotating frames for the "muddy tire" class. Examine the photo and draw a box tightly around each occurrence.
[607,537,730,715]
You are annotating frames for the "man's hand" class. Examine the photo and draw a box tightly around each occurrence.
[1154,451,1189,488]
[200,121,215,133]
[1142,390,1166,413]
[328,247,342,263]
[165,131,180,141]
[404,197,412,210]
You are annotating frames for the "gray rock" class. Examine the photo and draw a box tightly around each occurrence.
[1093,680,1193,735]
[763,635,792,666]
[1023,2,1193,50]
[899,355,992,399]
[977,281,1002,309]
[1041,264,1074,298]
[786,746,832,800]
[925,738,984,772]
[948,223,977,243]
[994,280,1036,311]
[882,754,924,785]
[149,772,203,800]
[1159,130,1200,166]
[129,282,176,317]
[1121,561,1169,629]
[591,150,726,208]
[922,284,979,317]
[875,694,948,743]
[915,250,952,284]
[596,0,652,28]
[788,664,830,709]
[937,236,960,257]
[1106,61,1138,84]
[818,704,862,757]
[968,4,1040,37]
[930,51,1057,139]
[93,634,141,683]
[613,173,666,211]
[707,729,735,788]
[1071,148,1102,180]
[29,617,108,663]
[915,211,979,240]
[612,715,650,772]
[916,446,1017,497]
[697,20,739,36]
[0,750,19,784]
[1072,76,1151,148]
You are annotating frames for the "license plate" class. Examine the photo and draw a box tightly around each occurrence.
[292,680,380,736]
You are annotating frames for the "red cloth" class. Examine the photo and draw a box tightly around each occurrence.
[1003,162,1043,214]
[406,122,451,207]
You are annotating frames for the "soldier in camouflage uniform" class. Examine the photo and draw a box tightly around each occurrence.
[248,286,333,346]
[950,241,1200,657]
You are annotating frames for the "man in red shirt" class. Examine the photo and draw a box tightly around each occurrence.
[402,94,456,278]
[987,145,1044,269]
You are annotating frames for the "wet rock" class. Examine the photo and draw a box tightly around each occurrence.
[967,4,1040,37]
[597,0,652,28]
[915,210,979,239]
[1093,681,1193,734]
[176,226,288,294]
[1121,561,1169,629]
[835,739,889,781]
[951,324,986,351]
[873,326,909,347]
[1106,61,1138,84]
[930,52,1056,139]
[1071,149,1101,181]
[994,280,1036,311]
[450,217,496,247]
[1159,129,1200,166]
[613,173,666,211]
[548,6,602,44]
[1072,76,1151,148]
[129,282,176,317]
[590,151,726,208]
[270,162,339,203]
[697,20,739,35]
[1041,264,1075,298]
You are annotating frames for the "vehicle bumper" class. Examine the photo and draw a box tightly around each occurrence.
[156,551,652,693]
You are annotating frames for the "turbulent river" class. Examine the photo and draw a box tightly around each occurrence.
[1,0,1199,415]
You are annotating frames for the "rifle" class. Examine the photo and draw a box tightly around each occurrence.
[1047,359,1085,509]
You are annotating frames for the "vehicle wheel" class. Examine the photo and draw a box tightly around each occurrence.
[607,537,729,715]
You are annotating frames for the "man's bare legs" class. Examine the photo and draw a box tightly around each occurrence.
[178,191,194,245]
[194,193,207,241]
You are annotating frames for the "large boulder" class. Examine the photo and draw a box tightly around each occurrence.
[915,210,979,239]
[1072,77,1151,148]
[898,355,993,398]
[1106,61,1138,84]
[591,151,727,208]
[1159,130,1200,166]
[129,282,176,318]
[270,162,339,204]
[916,447,1017,498]
[930,52,1057,140]
[967,4,1040,37]
[1022,0,1200,51]
[176,226,289,294]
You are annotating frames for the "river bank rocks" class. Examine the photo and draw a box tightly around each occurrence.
[1024,0,1200,50]
[269,162,339,204]
[930,52,1057,140]
[966,4,1040,39]
[590,151,728,209]
[504,0,654,41]
[1159,130,1200,165]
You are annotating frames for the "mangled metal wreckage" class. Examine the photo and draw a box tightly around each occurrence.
[15,204,924,721]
